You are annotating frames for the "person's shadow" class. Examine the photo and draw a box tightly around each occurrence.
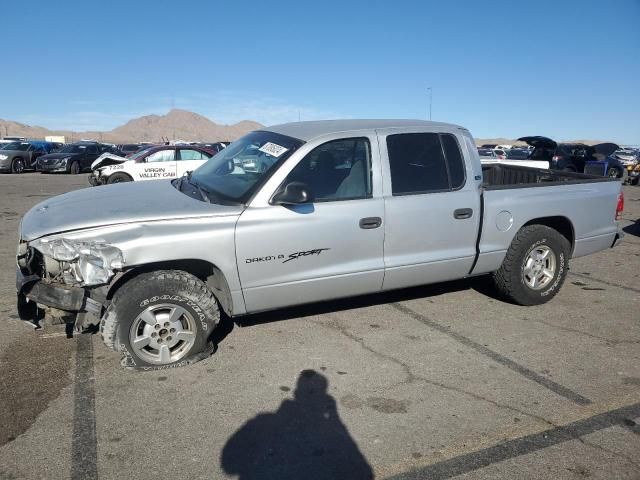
[220,369,374,480]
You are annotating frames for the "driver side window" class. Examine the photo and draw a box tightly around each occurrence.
[284,138,372,202]
[146,149,175,163]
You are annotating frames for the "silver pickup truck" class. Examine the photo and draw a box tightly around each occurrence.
[16,120,625,368]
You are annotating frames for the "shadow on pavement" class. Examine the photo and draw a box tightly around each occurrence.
[220,369,373,480]
[622,219,640,237]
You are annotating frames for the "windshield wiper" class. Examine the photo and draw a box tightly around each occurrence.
[191,181,210,203]
[176,170,192,191]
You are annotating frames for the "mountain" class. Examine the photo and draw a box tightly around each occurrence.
[110,109,262,142]
[0,109,263,144]
[0,112,609,146]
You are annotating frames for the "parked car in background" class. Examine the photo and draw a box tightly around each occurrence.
[628,162,640,185]
[477,148,496,157]
[89,144,215,185]
[0,141,57,173]
[493,149,507,159]
[37,142,106,174]
[479,146,549,169]
[613,148,637,161]
[518,136,619,173]
[584,155,627,179]
[506,149,531,160]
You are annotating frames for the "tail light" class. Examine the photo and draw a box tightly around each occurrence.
[616,191,624,221]
[552,155,561,162]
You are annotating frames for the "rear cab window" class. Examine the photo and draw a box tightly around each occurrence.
[386,132,466,195]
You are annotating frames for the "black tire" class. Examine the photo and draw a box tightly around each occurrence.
[607,167,619,178]
[11,158,25,174]
[107,172,133,184]
[69,161,80,174]
[492,225,570,306]
[100,270,220,367]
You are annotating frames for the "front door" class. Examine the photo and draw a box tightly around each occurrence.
[377,129,481,290]
[236,136,385,313]
[138,148,177,180]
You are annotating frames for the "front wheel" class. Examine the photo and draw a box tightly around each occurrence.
[107,172,133,184]
[492,225,570,306]
[100,270,220,367]
[11,158,25,174]
[69,161,81,174]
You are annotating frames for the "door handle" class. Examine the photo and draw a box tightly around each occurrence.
[359,217,382,229]
[453,208,473,220]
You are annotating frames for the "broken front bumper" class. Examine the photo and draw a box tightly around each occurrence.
[88,172,102,186]
[16,268,85,320]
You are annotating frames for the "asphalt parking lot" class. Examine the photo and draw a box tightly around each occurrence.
[0,173,638,480]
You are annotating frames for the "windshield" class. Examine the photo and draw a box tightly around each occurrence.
[59,144,88,154]
[190,131,304,202]
[128,146,155,160]
[3,142,30,151]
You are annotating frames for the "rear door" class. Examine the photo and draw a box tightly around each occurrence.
[235,135,385,313]
[377,128,481,290]
[176,148,211,176]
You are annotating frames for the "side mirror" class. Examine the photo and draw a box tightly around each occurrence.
[272,181,314,205]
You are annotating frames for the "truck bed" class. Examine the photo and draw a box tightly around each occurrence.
[482,164,617,190]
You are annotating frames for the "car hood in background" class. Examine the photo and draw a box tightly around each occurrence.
[517,136,558,149]
[20,180,244,241]
[590,143,619,157]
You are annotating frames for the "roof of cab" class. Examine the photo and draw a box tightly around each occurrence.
[264,119,466,142]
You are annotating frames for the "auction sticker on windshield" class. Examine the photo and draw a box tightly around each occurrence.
[258,142,289,158]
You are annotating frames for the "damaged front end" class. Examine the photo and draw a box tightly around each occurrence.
[16,237,124,327]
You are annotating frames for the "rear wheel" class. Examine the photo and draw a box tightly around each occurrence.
[11,158,25,174]
[107,172,133,184]
[100,270,220,367]
[607,167,620,179]
[492,225,570,306]
[69,161,80,174]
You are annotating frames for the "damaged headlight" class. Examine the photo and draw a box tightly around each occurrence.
[35,238,124,286]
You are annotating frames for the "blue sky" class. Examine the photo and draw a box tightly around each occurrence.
[1,0,639,143]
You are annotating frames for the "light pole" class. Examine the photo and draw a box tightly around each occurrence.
[427,87,432,121]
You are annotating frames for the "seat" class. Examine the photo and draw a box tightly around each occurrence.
[335,159,367,199]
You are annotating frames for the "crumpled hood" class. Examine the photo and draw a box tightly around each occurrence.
[21,180,244,241]
[91,153,128,170]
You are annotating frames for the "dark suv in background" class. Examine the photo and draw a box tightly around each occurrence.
[37,142,106,174]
